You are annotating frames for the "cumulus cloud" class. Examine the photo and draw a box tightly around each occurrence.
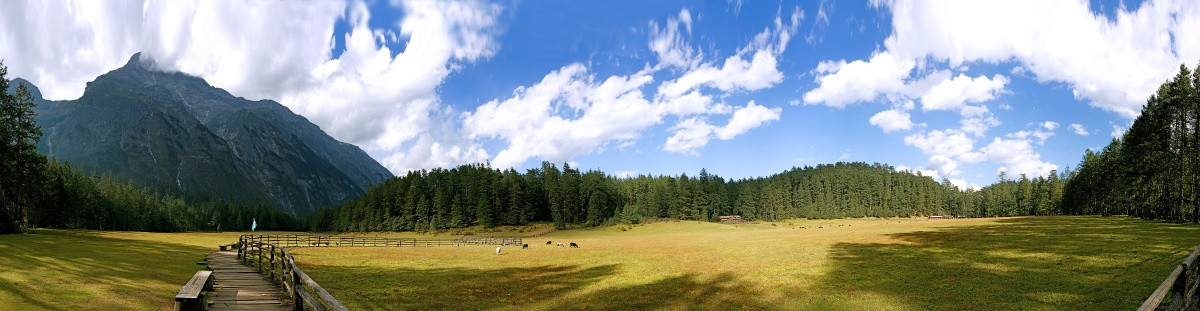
[464,7,799,166]
[903,129,984,177]
[284,0,503,173]
[958,105,1000,137]
[0,0,345,100]
[1007,130,1054,145]
[1041,121,1059,130]
[980,136,1059,178]
[875,0,1200,118]
[0,0,505,174]
[869,109,914,133]
[715,101,782,140]
[1070,123,1089,136]
[802,51,915,108]
[658,50,784,98]
[920,74,1008,111]
[462,64,659,168]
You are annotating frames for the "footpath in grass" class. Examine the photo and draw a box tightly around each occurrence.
[290,216,1200,310]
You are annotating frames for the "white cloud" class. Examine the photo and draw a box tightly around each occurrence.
[664,101,782,154]
[1070,123,1089,136]
[802,51,915,108]
[280,0,503,173]
[980,136,1058,178]
[1041,121,1059,130]
[903,129,984,177]
[613,170,639,178]
[658,50,784,98]
[869,109,914,133]
[648,8,699,70]
[664,117,717,155]
[919,74,1008,111]
[1112,123,1128,138]
[958,105,1000,137]
[876,0,1200,118]
[1007,130,1054,145]
[466,6,800,165]
[0,0,346,100]
[462,64,660,168]
[715,101,782,140]
[948,178,969,190]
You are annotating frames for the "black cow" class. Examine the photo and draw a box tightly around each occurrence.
[569,242,579,248]
[522,244,529,249]
[546,241,552,245]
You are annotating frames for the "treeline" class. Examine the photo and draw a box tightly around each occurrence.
[1063,64,1200,222]
[1,64,298,233]
[31,160,299,232]
[308,161,1072,232]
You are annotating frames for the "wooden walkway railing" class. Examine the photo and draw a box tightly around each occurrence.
[1140,244,1200,311]
[235,234,523,311]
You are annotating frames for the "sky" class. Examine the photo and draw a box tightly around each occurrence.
[3,0,1200,190]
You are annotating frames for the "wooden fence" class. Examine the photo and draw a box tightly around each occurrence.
[1139,244,1200,311]
[240,234,522,248]
[235,234,523,311]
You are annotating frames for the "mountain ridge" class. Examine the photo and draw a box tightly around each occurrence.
[21,53,393,216]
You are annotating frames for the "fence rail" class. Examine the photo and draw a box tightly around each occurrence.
[1139,244,1200,311]
[235,234,523,311]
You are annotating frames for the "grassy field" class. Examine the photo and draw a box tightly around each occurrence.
[0,229,254,310]
[0,227,542,310]
[289,216,1200,310]
[0,216,1196,310]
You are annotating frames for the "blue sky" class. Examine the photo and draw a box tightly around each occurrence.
[3,0,1199,189]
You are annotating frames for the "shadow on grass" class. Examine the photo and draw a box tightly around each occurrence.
[305,263,774,310]
[302,264,616,310]
[548,272,773,310]
[0,230,212,310]
[806,216,1200,310]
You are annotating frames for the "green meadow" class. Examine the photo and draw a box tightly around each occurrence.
[0,216,1196,310]
[292,216,1199,310]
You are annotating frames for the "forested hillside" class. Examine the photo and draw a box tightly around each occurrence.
[1063,64,1200,222]
[308,161,1068,232]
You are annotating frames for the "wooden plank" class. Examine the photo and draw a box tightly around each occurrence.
[175,270,213,299]
[1140,265,1184,311]
[205,250,290,311]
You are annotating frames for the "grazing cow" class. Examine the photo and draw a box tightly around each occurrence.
[556,243,564,247]
[496,247,502,254]
[546,241,552,245]
[522,244,529,249]
[569,242,579,248]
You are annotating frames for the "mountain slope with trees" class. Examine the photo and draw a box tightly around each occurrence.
[1,61,298,233]
[24,54,392,216]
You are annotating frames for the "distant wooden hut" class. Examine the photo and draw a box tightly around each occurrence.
[718,215,742,223]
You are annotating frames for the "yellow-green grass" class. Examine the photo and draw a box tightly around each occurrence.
[291,216,1200,310]
[0,225,548,310]
[0,229,259,310]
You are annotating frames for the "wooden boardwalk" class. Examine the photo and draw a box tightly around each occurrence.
[205,250,292,311]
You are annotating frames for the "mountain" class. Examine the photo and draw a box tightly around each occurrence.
[19,53,393,216]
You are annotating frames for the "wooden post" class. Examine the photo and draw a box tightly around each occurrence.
[269,244,276,281]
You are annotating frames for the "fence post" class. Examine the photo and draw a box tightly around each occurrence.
[269,245,276,281]
[258,241,264,273]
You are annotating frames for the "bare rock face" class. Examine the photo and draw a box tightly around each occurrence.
[24,53,393,216]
